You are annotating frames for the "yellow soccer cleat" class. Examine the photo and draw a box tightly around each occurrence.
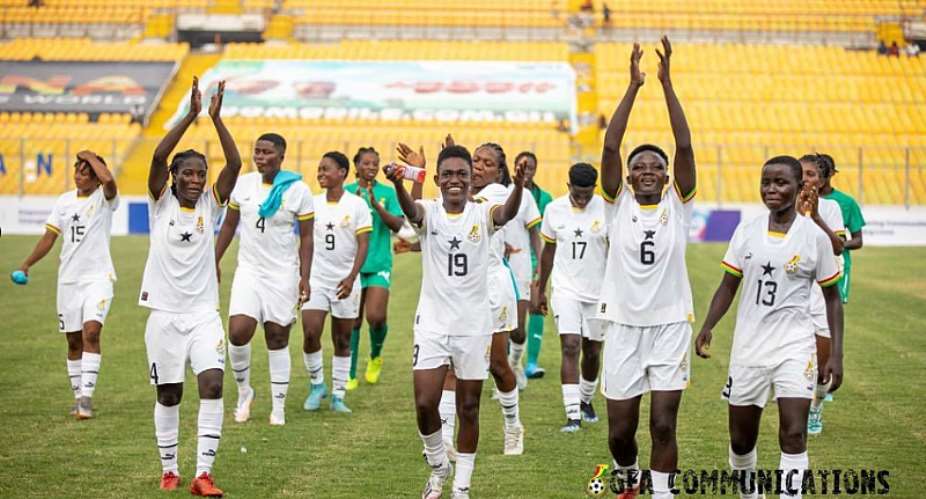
[345,377,359,391]
[364,357,383,384]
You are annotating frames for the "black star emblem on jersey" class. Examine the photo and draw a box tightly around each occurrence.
[180,231,193,242]
[326,222,335,231]
[448,236,462,251]
[644,230,656,240]
[761,261,775,277]
[71,213,80,222]
[573,228,583,238]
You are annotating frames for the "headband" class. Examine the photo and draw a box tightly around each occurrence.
[629,151,668,169]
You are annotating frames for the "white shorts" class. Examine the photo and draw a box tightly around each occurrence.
[551,293,604,341]
[809,284,830,338]
[488,266,518,333]
[229,267,298,326]
[57,279,114,332]
[508,254,532,302]
[301,281,361,319]
[723,352,817,408]
[601,321,692,400]
[145,309,226,385]
[412,330,492,381]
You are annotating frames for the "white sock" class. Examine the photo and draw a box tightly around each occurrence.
[154,402,180,473]
[229,343,252,394]
[419,429,448,468]
[812,381,830,410]
[612,458,640,491]
[303,350,324,385]
[67,358,82,399]
[268,348,290,413]
[196,398,223,476]
[331,355,349,398]
[497,388,520,429]
[729,446,759,499]
[438,390,456,446]
[579,376,598,404]
[779,451,809,499]
[562,383,580,421]
[651,471,674,499]
[509,341,525,365]
[80,352,100,398]
[453,452,475,495]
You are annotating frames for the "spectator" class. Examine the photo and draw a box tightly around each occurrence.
[905,42,921,57]
[602,2,612,27]
[888,41,901,57]
[877,41,888,55]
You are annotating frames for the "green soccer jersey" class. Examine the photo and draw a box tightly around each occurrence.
[529,184,553,269]
[346,180,403,274]
[823,188,866,302]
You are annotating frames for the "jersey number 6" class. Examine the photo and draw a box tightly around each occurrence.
[640,240,655,265]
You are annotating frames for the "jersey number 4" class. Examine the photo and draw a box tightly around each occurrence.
[447,253,468,276]
[256,217,266,233]
[755,280,778,306]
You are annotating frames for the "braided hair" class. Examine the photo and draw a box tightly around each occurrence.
[799,153,833,180]
[478,142,510,186]
[168,149,207,197]
[352,146,379,166]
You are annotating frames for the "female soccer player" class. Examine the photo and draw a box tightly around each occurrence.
[597,37,696,499]
[215,132,314,426]
[387,144,525,499]
[518,151,554,379]
[17,150,117,420]
[817,153,865,305]
[300,151,371,414]
[533,163,608,432]
[798,154,846,435]
[345,147,404,390]
[696,156,844,499]
[141,78,241,495]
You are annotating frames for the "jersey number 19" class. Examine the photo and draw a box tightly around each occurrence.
[447,253,468,276]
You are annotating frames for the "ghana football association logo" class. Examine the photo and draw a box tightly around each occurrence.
[785,254,801,273]
[340,214,352,227]
[468,224,480,242]
[586,464,610,496]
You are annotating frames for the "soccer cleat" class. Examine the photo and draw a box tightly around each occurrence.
[365,356,384,384]
[580,401,599,423]
[233,387,254,423]
[303,382,328,411]
[269,409,285,426]
[329,396,352,413]
[617,487,640,499]
[560,419,581,433]
[451,489,470,499]
[807,405,823,435]
[345,377,359,391]
[76,396,93,420]
[503,423,524,455]
[512,364,528,391]
[421,461,452,499]
[524,363,545,379]
[189,472,223,497]
[160,471,180,491]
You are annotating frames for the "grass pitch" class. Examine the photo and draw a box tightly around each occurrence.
[0,236,923,498]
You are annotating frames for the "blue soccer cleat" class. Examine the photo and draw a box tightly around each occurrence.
[330,396,352,413]
[524,363,546,379]
[303,382,328,411]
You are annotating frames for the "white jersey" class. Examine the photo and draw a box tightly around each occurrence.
[473,183,510,269]
[813,197,846,271]
[414,199,498,336]
[540,194,609,302]
[229,172,314,277]
[44,188,118,284]
[140,187,224,313]
[502,184,542,281]
[597,184,694,326]
[721,214,841,367]
[310,190,372,289]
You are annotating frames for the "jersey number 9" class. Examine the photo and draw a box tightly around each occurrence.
[325,233,335,250]
[447,253,468,276]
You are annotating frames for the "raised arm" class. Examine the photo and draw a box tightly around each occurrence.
[78,150,117,200]
[799,188,844,255]
[208,81,241,204]
[386,164,425,225]
[365,185,404,232]
[695,272,741,359]
[601,43,644,199]
[397,142,426,200]
[493,162,526,227]
[150,77,201,199]
[657,36,695,198]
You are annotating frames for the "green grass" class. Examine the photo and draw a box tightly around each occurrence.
[0,236,924,498]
